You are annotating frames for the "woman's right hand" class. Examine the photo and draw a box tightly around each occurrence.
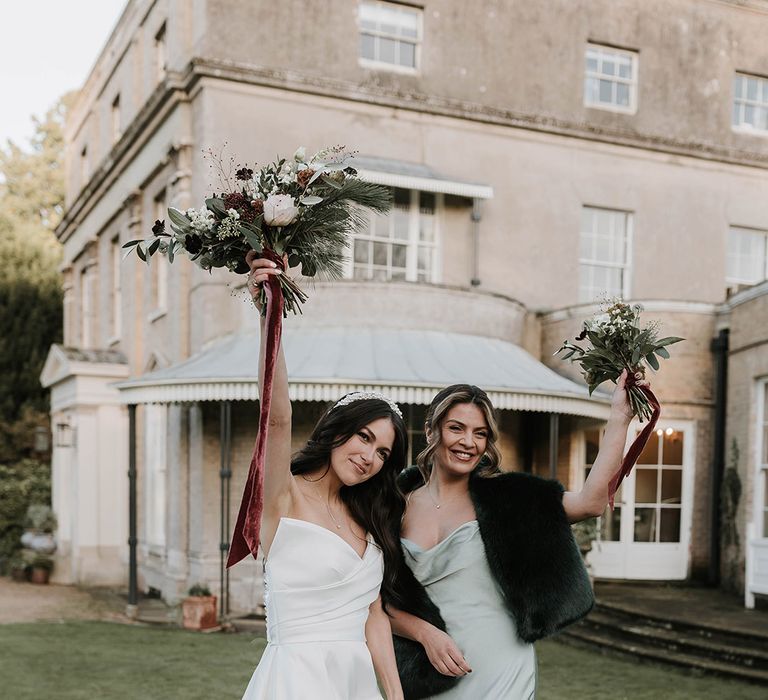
[419,626,472,677]
[245,250,281,306]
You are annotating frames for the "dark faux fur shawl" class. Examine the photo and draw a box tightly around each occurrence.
[389,465,594,700]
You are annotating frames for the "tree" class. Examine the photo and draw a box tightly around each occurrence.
[0,94,73,452]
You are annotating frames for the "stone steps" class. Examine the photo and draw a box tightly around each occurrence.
[558,602,768,685]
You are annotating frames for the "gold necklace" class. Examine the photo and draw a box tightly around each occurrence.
[302,472,344,530]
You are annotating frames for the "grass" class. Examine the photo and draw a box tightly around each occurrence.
[0,621,764,699]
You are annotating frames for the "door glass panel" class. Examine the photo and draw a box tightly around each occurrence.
[637,431,659,464]
[763,477,768,537]
[600,506,621,541]
[662,430,683,465]
[634,508,657,542]
[661,469,682,504]
[659,509,681,542]
[635,469,658,503]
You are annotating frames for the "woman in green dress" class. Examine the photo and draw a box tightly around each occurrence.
[387,374,639,699]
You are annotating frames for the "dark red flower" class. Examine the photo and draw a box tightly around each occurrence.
[251,199,264,215]
[184,233,203,254]
[152,219,165,235]
[236,167,254,181]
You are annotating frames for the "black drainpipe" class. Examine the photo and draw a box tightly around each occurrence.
[708,328,729,586]
[219,400,232,621]
[127,403,138,618]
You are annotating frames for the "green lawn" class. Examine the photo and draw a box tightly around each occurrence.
[0,621,764,699]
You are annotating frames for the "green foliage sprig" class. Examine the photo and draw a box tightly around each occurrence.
[555,300,683,421]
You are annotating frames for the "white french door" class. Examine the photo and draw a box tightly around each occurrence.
[586,420,695,580]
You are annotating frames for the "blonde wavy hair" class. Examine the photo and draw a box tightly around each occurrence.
[416,384,502,481]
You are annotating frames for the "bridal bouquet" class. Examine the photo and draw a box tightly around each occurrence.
[555,300,683,507]
[125,145,392,568]
[123,145,391,314]
[555,300,682,421]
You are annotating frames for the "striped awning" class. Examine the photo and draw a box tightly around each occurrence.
[114,328,609,419]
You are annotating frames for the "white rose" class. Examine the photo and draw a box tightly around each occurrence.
[293,146,306,163]
[594,313,611,326]
[263,194,299,227]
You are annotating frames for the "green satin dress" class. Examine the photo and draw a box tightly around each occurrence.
[401,520,537,699]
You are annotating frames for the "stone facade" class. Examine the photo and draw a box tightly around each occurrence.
[46,0,768,608]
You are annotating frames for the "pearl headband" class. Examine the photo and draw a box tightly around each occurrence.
[332,391,403,420]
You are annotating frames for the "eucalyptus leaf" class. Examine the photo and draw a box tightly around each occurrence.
[148,239,160,257]
[206,197,227,218]
[137,245,147,262]
[656,336,684,348]
[320,175,343,190]
[122,239,142,249]
[645,352,660,371]
[238,225,262,252]
[167,207,191,230]
[300,195,323,206]
[655,346,670,359]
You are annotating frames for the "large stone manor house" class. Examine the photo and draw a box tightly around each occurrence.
[42,0,768,613]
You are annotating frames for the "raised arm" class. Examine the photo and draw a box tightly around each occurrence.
[563,369,635,523]
[365,596,404,700]
[246,253,294,539]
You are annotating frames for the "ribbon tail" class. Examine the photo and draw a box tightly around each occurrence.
[226,260,284,568]
[607,386,661,511]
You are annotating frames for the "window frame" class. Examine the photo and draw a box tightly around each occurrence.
[732,72,768,136]
[757,379,768,540]
[357,0,422,74]
[578,205,633,303]
[144,404,167,548]
[584,43,639,114]
[345,188,441,284]
[109,235,122,344]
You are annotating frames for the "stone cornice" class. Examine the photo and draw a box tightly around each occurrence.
[187,58,768,170]
[58,55,768,244]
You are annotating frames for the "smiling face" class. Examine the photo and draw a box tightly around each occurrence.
[430,402,489,477]
[329,417,396,486]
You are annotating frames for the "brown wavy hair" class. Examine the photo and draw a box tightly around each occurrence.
[291,396,408,609]
[416,384,502,482]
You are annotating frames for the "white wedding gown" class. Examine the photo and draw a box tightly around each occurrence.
[242,517,384,700]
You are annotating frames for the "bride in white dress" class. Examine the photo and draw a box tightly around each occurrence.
[241,254,406,700]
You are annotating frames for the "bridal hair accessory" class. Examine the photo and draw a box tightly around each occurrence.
[333,392,403,420]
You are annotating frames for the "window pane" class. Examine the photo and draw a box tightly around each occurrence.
[599,79,613,103]
[392,243,407,269]
[764,478,768,536]
[379,37,396,64]
[360,33,375,60]
[618,58,632,79]
[393,209,410,240]
[586,54,599,72]
[353,265,370,280]
[659,509,681,542]
[399,40,416,68]
[601,57,616,76]
[637,430,659,464]
[634,507,657,542]
[373,241,389,266]
[600,506,621,541]
[616,82,630,106]
[585,77,599,103]
[734,74,744,99]
[354,239,370,264]
[747,77,759,100]
[374,213,390,239]
[419,216,434,242]
[661,469,682,504]
[662,430,683,465]
[399,9,419,38]
[635,468,658,503]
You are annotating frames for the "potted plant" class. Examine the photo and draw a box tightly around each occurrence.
[572,518,599,556]
[29,553,54,584]
[8,551,30,582]
[21,505,57,554]
[181,583,218,631]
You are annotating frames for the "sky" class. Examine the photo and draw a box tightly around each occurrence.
[0,0,127,148]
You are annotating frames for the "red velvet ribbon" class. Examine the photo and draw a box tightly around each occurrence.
[607,378,661,510]
[226,249,285,568]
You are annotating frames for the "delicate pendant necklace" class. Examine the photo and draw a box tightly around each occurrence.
[426,479,443,509]
[302,472,343,529]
